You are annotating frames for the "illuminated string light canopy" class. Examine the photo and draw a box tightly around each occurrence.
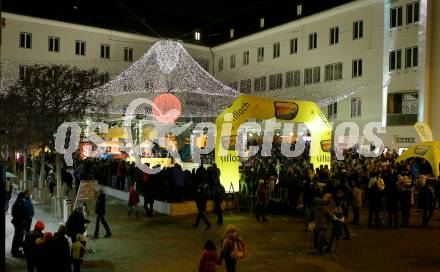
[96,40,240,117]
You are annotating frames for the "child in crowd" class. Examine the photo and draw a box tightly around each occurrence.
[199,240,220,272]
[71,233,86,272]
[128,184,140,217]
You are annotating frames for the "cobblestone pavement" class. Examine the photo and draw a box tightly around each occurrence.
[5,194,440,272]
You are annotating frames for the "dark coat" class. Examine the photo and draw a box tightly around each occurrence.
[11,198,27,227]
[66,210,88,239]
[95,193,107,215]
[51,232,72,272]
[196,188,208,211]
[23,230,43,261]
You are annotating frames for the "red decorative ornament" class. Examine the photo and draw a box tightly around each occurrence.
[152,93,182,123]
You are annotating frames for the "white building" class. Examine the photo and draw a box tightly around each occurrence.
[1,0,440,152]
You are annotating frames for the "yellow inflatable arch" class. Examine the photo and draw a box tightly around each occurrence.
[215,95,332,192]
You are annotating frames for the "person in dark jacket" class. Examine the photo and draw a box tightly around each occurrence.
[256,180,269,222]
[51,224,72,272]
[35,232,53,272]
[66,207,89,243]
[93,191,112,238]
[23,220,45,272]
[213,178,225,225]
[24,191,34,233]
[385,177,400,229]
[420,179,436,227]
[11,192,27,257]
[400,176,412,228]
[193,185,211,230]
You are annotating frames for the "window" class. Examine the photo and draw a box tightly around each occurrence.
[48,36,60,52]
[297,4,303,16]
[19,65,31,82]
[195,32,201,41]
[389,49,402,71]
[230,55,236,69]
[243,51,250,66]
[328,102,337,119]
[405,46,418,68]
[75,40,86,56]
[124,47,133,62]
[19,32,32,48]
[260,17,265,28]
[229,82,238,90]
[273,42,280,59]
[257,47,264,62]
[286,70,300,88]
[230,28,235,39]
[353,20,364,40]
[290,38,298,54]
[254,76,266,92]
[406,2,420,24]
[351,98,362,118]
[330,27,339,45]
[390,6,403,28]
[218,57,224,72]
[324,62,343,81]
[100,44,110,59]
[269,73,283,90]
[308,32,317,50]
[387,92,418,114]
[240,79,252,93]
[352,59,363,78]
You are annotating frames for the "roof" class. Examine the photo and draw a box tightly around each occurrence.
[3,0,357,47]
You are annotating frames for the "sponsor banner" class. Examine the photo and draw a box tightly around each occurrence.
[414,121,433,142]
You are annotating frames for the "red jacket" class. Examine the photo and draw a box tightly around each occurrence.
[199,250,220,272]
[128,188,140,205]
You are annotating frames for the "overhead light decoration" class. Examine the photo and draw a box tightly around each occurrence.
[94,40,240,117]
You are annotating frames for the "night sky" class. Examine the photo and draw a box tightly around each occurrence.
[3,0,355,46]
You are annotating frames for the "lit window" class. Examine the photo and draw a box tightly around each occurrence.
[195,32,201,41]
[260,17,265,28]
[230,28,235,39]
[297,4,303,16]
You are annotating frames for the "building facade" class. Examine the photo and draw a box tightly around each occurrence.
[1,0,440,152]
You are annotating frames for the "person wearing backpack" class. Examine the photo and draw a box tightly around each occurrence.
[220,224,245,272]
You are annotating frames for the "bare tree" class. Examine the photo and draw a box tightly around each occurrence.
[4,64,110,215]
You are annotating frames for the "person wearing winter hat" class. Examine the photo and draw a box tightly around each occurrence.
[35,232,53,272]
[24,220,45,272]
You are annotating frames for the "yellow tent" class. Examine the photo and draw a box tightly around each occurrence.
[396,141,440,178]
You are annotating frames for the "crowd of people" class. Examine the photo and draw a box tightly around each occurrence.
[7,141,440,271]
[9,189,111,272]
